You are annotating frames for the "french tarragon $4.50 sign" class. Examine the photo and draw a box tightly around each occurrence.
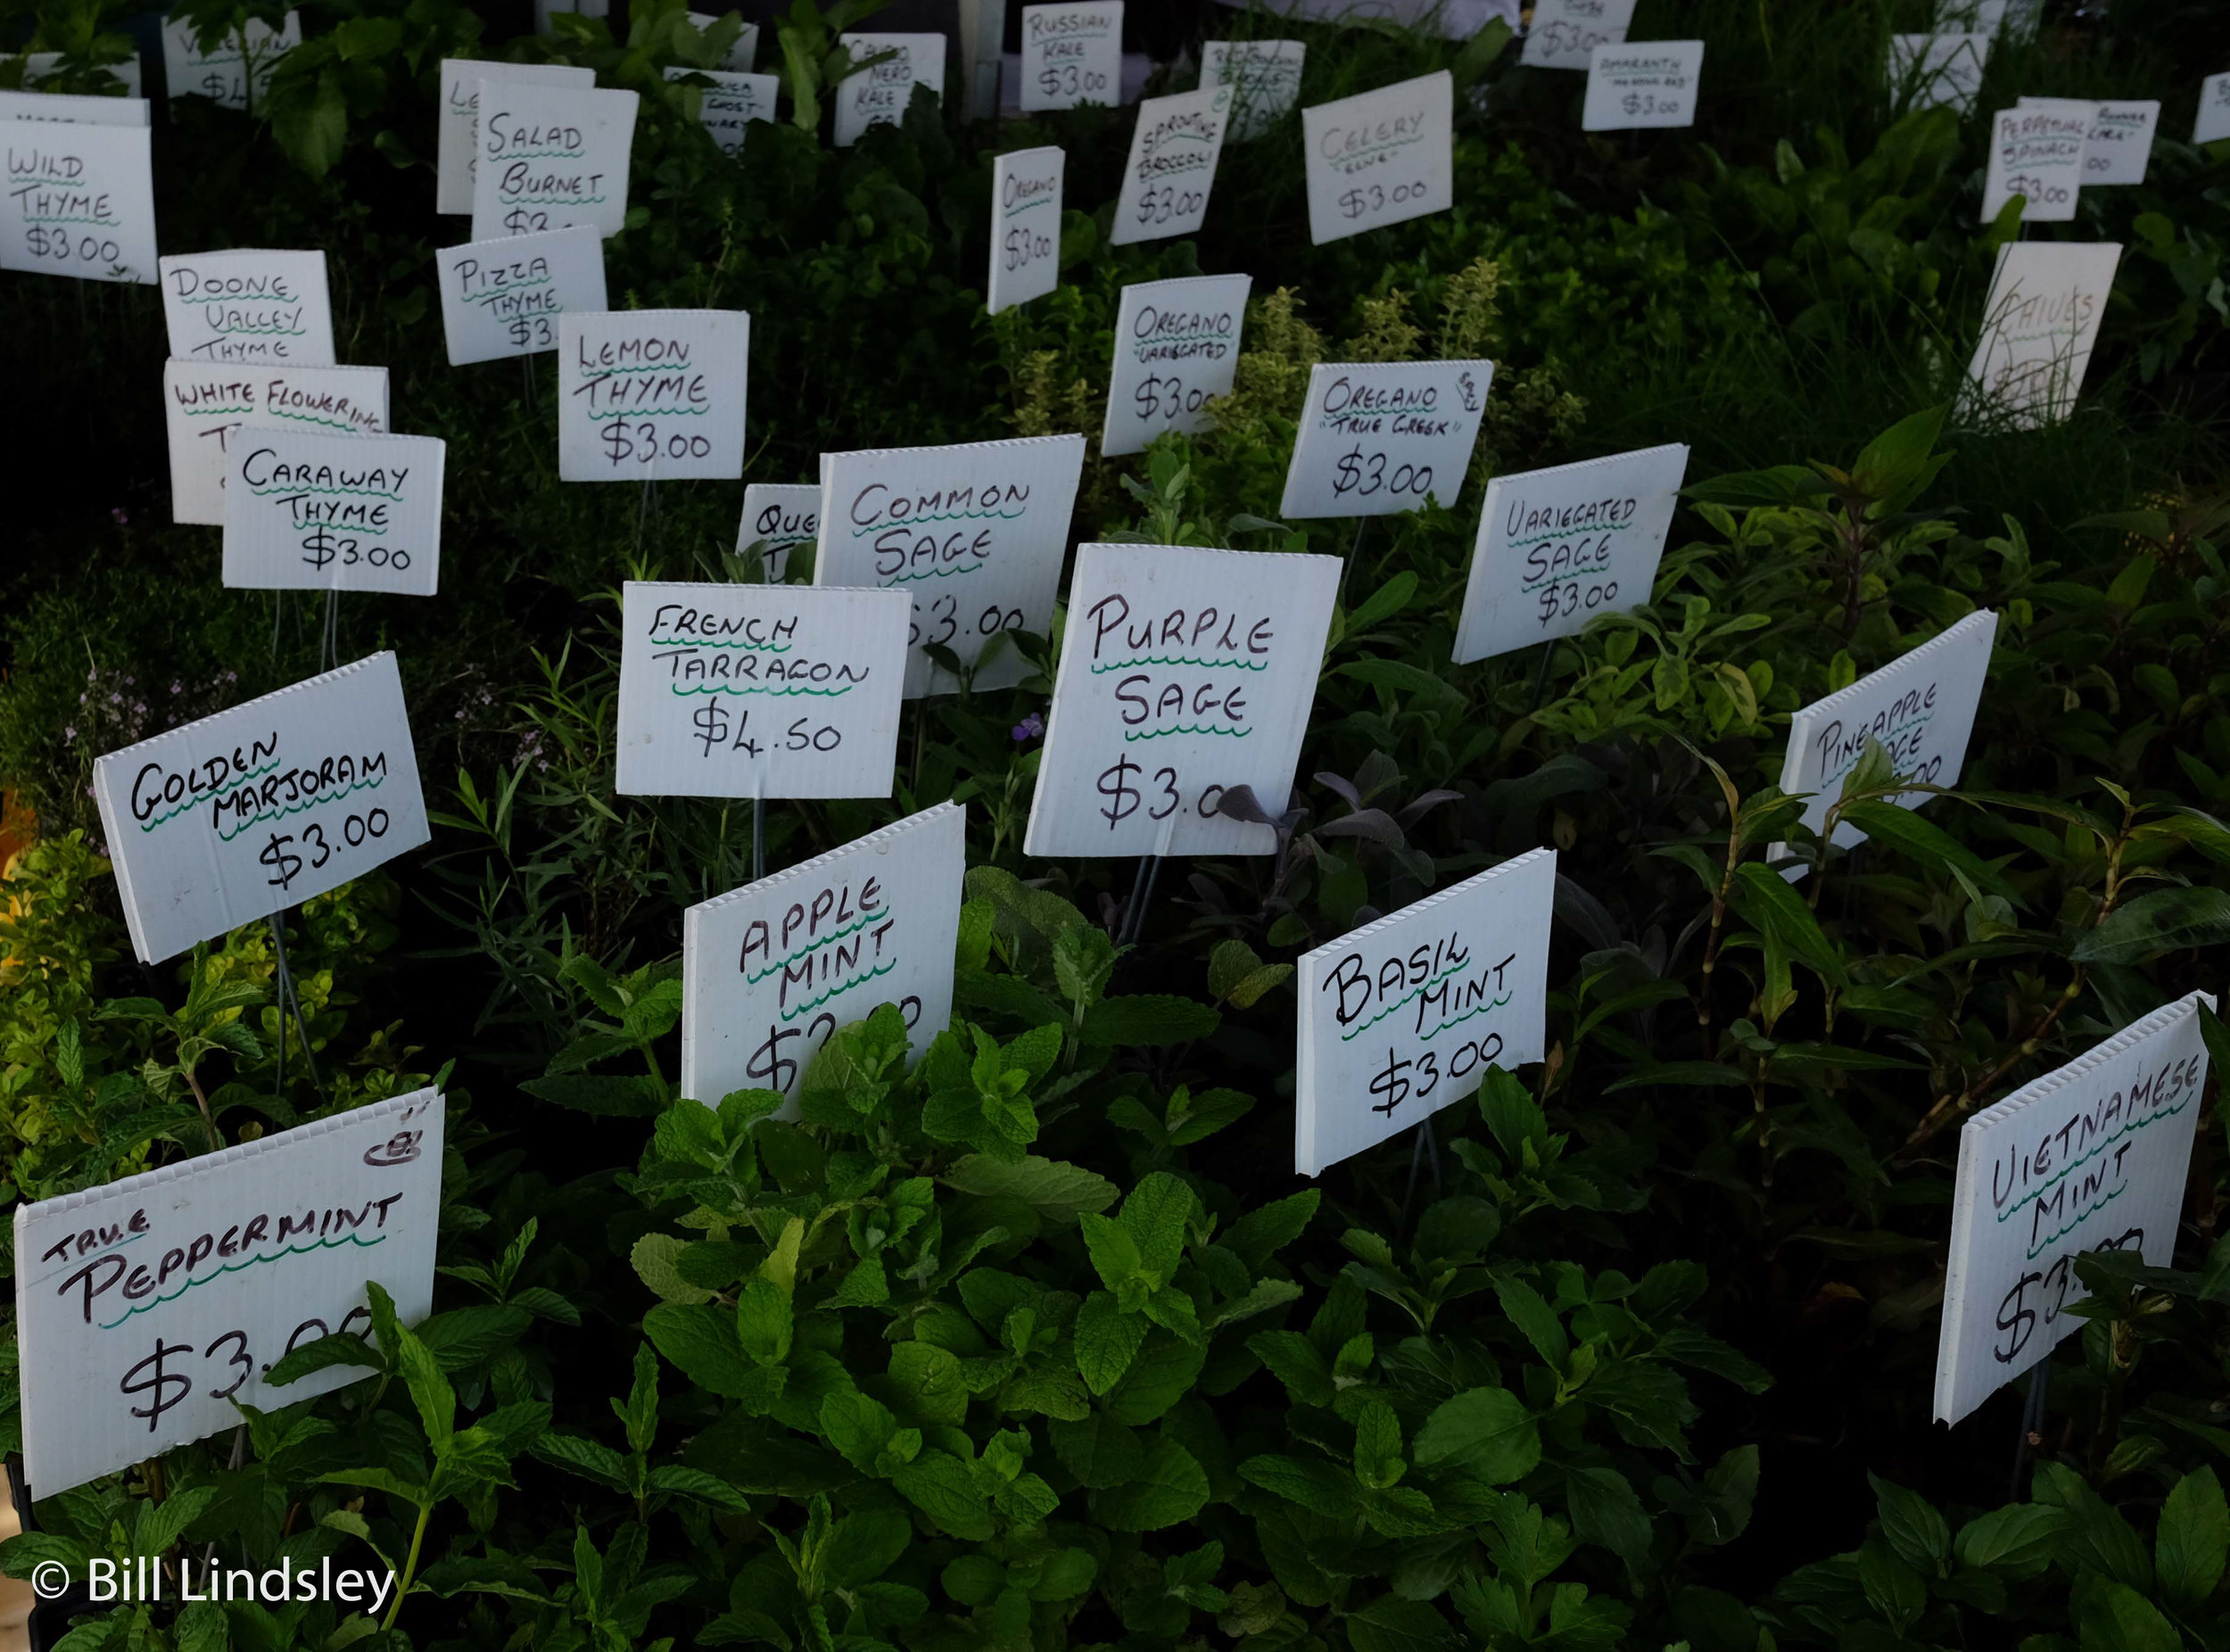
[14,1088,442,1498]
[92,653,432,962]
[1022,543,1340,858]
[1280,358,1491,519]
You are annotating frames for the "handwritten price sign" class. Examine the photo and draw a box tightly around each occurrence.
[988,146,1063,315]
[224,429,445,595]
[1279,358,1492,520]
[1102,273,1250,458]
[1301,71,1453,245]
[558,310,748,482]
[468,81,638,243]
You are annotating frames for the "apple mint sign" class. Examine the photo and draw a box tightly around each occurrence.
[1022,543,1341,859]
[93,653,432,963]
[1296,848,1556,1177]
[14,1086,444,1498]
[1454,442,1689,664]
[159,250,333,365]
[559,310,749,482]
[1110,84,1233,246]
[163,363,389,526]
[682,802,965,1114]
[469,82,639,242]
[1102,273,1251,458]
[0,121,157,283]
[1301,71,1452,246]
[988,145,1063,315]
[436,223,609,366]
[225,431,446,596]
[1935,993,2214,1427]
[1279,359,1491,520]
[615,582,910,799]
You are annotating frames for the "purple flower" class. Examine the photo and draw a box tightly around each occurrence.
[63,725,75,743]
[111,507,128,525]
[1012,711,1045,742]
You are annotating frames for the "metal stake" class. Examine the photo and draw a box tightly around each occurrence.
[1525,639,1557,714]
[2009,1360,2051,1499]
[267,911,324,1096]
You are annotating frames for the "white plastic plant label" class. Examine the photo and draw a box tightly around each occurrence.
[558,310,749,482]
[1521,0,1635,70]
[1935,993,2214,1427]
[436,60,594,216]
[1200,39,1304,142]
[1110,83,1234,246]
[1776,608,1997,858]
[836,33,946,147]
[224,430,445,597]
[689,12,760,68]
[739,483,820,580]
[93,652,432,963]
[1937,0,2037,37]
[1982,102,2092,224]
[1020,2,1122,112]
[1886,34,1988,116]
[158,249,333,366]
[164,361,389,526]
[19,52,142,96]
[1296,847,1556,1177]
[615,581,910,799]
[1022,542,1341,859]
[14,1086,444,1499]
[1582,40,1702,131]
[0,121,156,283]
[1101,272,1251,458]
[0,88,150,125]
[665,66,778,155]
[815,434,1087,698]
[1279,358,1491,520]
[435,223,609,366]
[1963,242,2121,427]
[987,145,1063,314]
[681,802,964,1114]
[1454,442,1689,664]
[162,11,298,109]
[2019,96,2159,187]
[469,82,639,242]
[1301,70,1452,246]
[2200,74,2230,146]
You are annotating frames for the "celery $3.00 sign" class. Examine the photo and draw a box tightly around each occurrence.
[1301,70,1453,245]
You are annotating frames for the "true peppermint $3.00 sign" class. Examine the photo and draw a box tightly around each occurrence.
[1102,273,1251,458]
[1280,359,1491,520]
[1301,71,1453,245]
[224,429,445,596]
[1023,543,1341,859]
[1454,442,1689,663]
[682,802,964,1115]
[1297,847,1556,1177]
[615,582,910,799]
[559,310,749,482]
[14,1087,443,1498]
[93,653,432,963]
[1936,993,2214,1426]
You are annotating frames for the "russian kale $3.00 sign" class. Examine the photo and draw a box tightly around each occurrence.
[559,310,749,482]
[1200,39,1304,143]
[1021,543,1341,859]
[665,66,779,157]
[224,429,445,596]
[436,224,609,367]
[0,120,156,284]
[1110,84,1233,247]
[614,581,910,800]
[161,10,298,109]
[0,88,151,127]
[158,249,334,367]
[1453,442,1689,663]
[834,33,946,148]
[1774,608,1997,866]
[739,483,820,581]
[1521,0,1636,70]
[436,59,595,215]
[1887,33,1990,117]
[1982,102,2092,224]
[91,652,432,964]
[682,802,964,1115]
[1935,993,2215,1426]
[13,1086,444,1499]
[1582,41,1704,132]
[469,81,639,243]
[1296,847,1557,1177]
[1020,2,1122,113]
[1963,242,2122,428]
[1301,70,1453,246]
[1278,358,1492,520]
[987,146,1064,316]
[814,434,1086,698]
[164,361,389,526]
[1102,272,1251,459]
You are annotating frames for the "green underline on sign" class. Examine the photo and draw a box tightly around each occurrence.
[1338,962,1479,1041]
[1122,724,1251,741]
[747,912,885,983]
[97,1233,390,1328]
[780,959,897,1021]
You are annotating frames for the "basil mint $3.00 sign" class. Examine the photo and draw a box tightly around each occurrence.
[224,429,445,596]
[1297,847,1557,1177]
[1022,543,1341,858]
[559,310,749,481]
[14,1087,443,1498]
[92,653,432,963]
[1279,358,1492,520]
[1301,70,1452,245]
